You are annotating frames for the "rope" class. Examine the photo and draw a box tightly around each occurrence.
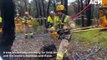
[72,25,97,30]
[70,0,96,20]
[71,4,92,20]
[72,27,107,33]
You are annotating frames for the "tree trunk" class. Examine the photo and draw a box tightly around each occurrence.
[61,0,68,15]
[34,0,39,17]
[47,0,51,16]
[41,0,46,17]
[23,0,28,11]
[85,0,92,26]
[38,0,43,25]
[0,0,15,60]
[86,6,92,26]
[77,0,80,13]
[81,0,85,27]
[64,0,68,15]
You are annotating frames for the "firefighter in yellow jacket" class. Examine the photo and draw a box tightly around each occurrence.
[99,10,107,28]
[49,5,72,40]
[47,11,57,28]
[47,11,58,40]
[48,5,74,60]
[56,5,71,60]
[14,13,23,32]
[23,11,34,39]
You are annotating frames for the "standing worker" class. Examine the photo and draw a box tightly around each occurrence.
[23,11,34,39]
[14,13,23,32]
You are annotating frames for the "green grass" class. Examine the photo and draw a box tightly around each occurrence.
[32,19,45,33]
[72,30,107,48]
[32,19,39,31]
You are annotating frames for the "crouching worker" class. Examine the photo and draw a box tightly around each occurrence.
[47,11,58,41]
[47,11,57,28]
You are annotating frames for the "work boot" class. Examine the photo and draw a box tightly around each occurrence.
[30,35,34,38]
[25,34,28,39]
[30,32,34,38]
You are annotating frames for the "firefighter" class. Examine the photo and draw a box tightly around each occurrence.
[47,11,57,28]
[23,11,34,39]
[14,13,23,32]
[47,11,58,40]
[55,5,72,60]
[49,4,72,40]
[99,10,107,29]
[48,4,73,60]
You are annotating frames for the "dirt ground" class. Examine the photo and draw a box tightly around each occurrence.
[10,32,107,60]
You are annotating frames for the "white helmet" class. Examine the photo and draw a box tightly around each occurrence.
[25,11,29,15]
[50,11,55,14]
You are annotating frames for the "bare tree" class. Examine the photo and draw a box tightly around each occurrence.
[85,0,92,26]
[61,0,68,14]
[23,0,28,11]
[81,0,85,27]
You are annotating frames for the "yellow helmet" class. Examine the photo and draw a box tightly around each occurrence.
[56,5,65,11]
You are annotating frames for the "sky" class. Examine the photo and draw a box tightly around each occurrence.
[29,0,75,3]
[68,0,75,3]
[28,0,76,5]
[28,0,32,3]
[28,0,102,5]
[29,0,102,4]
[68,0,75,5]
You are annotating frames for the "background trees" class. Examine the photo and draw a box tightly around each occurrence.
[13,0,99,27]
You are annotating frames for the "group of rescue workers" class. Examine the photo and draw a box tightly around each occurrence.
[0,4,107,40]
[14,11,34,39]
[0,4,107,60]
[0,4,74,60]
[14,4,74,40]
[47,4,75,41]
[47,5,74,60]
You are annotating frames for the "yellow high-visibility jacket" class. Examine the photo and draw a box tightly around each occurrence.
[47,16,57,23]
[100,16,107,28]
[0,17,2,23]
[50,15,76,30]
[54,15,70,29]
